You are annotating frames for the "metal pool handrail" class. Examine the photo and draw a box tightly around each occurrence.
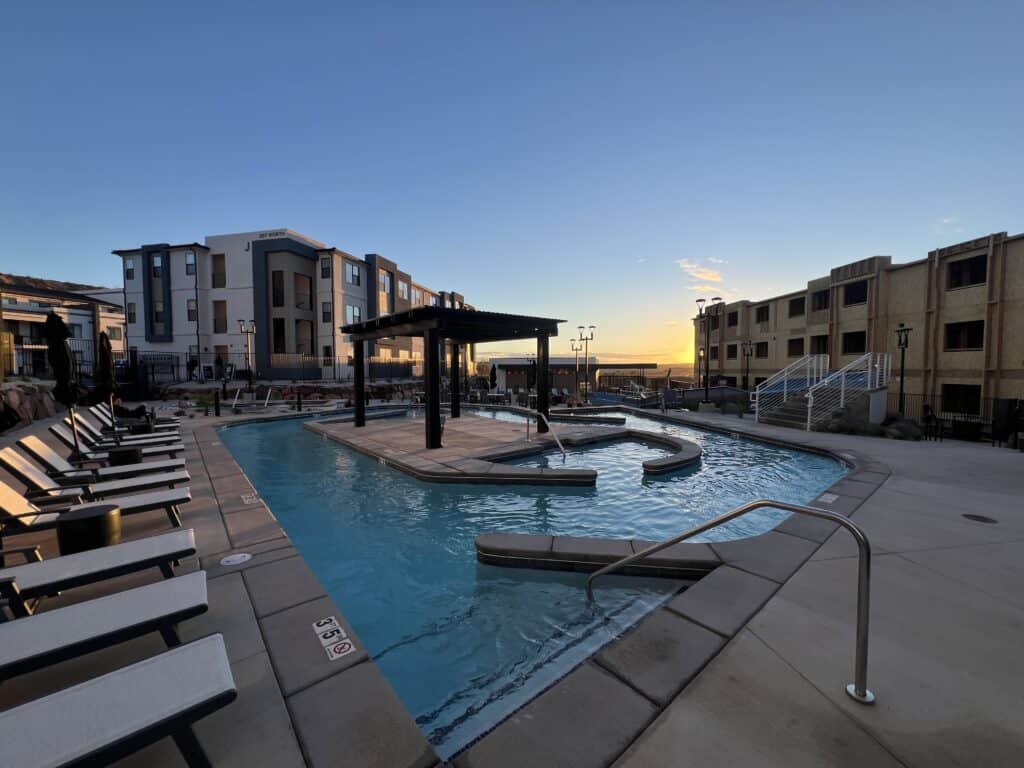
[585,499,876,705]
[523,409,566,458]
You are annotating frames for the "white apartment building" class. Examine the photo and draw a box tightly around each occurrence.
[113,228,468,380]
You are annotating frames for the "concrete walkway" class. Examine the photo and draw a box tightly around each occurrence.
[613,410,1024,768]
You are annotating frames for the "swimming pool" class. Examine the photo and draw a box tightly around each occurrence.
[221,410,845,757]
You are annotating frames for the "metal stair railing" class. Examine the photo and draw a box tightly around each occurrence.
[753,354,829,423]
[804,352,891,431]
[585,498,876,705]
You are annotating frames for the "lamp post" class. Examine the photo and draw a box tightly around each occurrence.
[238,320,256,395]
[696,297,723,403]
[570,339,583,400]
[697,347,705,396]
[577,325,595,403]
[895,323,912,415]
[741,339,753,391]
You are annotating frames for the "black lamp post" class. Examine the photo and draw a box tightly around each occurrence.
[895,323,912,415]
[570,339,583,400]
[741,339,753,391]
[238,320,256,394]
[577,325,595,403]
[697,346,705,396]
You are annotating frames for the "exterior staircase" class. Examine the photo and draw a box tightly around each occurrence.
[757,397,810,428]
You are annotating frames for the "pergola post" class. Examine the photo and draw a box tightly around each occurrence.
[536,334,550,433]
[424,328,442,448]
[353,339,366,427]
[450,342,461,418]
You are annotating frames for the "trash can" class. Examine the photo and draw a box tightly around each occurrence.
[57,503,122,555]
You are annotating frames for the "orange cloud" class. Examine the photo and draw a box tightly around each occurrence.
[676,259,722,282]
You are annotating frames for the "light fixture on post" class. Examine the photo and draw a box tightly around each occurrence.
[577,325,595,404]
[570,338,583,401]
[895,323,912,415]
[741,339,753,391]
[695,299,706,391]
[238,320,256,394]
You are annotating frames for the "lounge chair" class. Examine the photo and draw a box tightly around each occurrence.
[0,447,190,502]
[97,400,182,428]
[69,414,181,447]
[17,435,187,481]
[0,528,196,617]
[0,633,235,768]
[50,423,184,460]
[89,404,179,433]
[0,570,208,679]
[0,479,192,553]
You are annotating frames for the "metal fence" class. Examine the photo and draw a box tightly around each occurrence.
[889,392,1023,442]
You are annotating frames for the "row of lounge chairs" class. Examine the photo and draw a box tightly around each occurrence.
[0,404,236,766]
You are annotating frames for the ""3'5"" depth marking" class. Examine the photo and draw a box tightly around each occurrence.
[312,616,358,661]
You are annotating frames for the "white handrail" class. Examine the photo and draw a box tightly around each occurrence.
[754,354,829,423]
[524,409,566,459]
[804,352,891,430]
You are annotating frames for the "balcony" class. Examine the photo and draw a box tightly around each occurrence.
[295,293,312,311]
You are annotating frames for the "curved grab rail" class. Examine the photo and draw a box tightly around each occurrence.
[586,499,875,705]
[522,408,567,458]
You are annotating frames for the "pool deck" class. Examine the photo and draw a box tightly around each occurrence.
[1,405,1023,767]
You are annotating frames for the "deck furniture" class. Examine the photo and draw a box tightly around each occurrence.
[0,633,234,768]
[50,423,184,461]
[56,502,122,555]
[0,570,208,679]
[68,414,181,447]
[17,435,186,481]
[0,528,196,617]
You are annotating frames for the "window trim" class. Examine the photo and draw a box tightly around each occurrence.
[124,258,135,281]
[186,298,198,322]
[185,251,196,276]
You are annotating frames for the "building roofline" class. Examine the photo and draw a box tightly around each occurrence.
[111,242,209,256]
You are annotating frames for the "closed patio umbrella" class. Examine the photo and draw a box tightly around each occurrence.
[95,331,118,430]
[43,311,87,457]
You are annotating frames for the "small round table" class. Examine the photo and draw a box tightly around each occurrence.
[57,503,122,555]
[106,446,143,466]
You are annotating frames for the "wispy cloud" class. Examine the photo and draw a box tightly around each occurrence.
[690,284,722,294]
[636,256,647,264]
[676,259,722,282]
[707,257,726,264]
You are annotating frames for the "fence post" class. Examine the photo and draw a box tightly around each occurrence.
[214,390,220,417]
[840,375,846,408]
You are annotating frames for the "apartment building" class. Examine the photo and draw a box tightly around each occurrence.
[113,228,468,380]
[0,273,126,378]
[694,230,1024,412]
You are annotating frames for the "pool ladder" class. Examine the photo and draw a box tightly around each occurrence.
[586,499,876,705]
[524,409,566,459]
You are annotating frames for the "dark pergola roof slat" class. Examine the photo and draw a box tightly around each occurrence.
[341,306,564,343]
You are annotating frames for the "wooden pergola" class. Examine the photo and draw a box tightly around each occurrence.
[342,307,564,449]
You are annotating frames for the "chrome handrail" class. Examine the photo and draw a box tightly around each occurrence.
[585,499,875,705]
[524,408,566,458]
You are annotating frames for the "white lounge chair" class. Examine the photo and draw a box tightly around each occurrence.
[89,404,179,433]
[17,435,187,481]
[0,570,208,679]
[0,528,196,617]
[98,399,181,426]
[0,633,234,768]
[69,414,181,447]
[50,423,184,460]
[0,447,190,503]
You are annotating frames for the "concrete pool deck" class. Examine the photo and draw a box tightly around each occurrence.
[1,405,1022,766]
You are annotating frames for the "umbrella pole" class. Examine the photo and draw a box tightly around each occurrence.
[68,404,83,459]
[109,392,117,431]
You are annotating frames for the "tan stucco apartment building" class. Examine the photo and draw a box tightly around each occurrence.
[694,230,1024,414]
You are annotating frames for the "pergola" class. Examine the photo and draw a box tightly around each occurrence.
[341,307,564,449]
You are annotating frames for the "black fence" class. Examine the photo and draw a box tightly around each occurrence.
[889,392,1023,443]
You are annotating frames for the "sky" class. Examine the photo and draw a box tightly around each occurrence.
[3,2,1022,363]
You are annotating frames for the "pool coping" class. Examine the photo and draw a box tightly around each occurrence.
[450,406,891,767]
[210,404,888,767]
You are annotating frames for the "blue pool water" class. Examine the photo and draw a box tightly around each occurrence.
[221,411,845,756]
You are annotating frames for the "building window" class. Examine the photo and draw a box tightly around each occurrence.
[106,326,122,340]
[726,344,737,360]
[412,287,423,305]
[321,257,331,279]
[378,271,392,315]
[710,345,719,360]
[709,315,719,331]
[842,330,867,355]
[429,294,439,306]
[398,281,409,300]
[947,254,987,290]
[124,258,135,280]
[727,311,738,327]
[152,301,164,323]
[294,274,312,310]
[68,323,82,338]
[322,302,332,324]
[379,271,392,293]
[941,383,982,415]
[843,280,868,306]
[810,334,829,355]
[151,255,163,278]
[211,254,226,288]
[811,289,830,311]
[187,298,197,322]
[271,270,284,307]
[755,341,769,358]
[944,320,984,350]
[272,317,286,354]
[345,304,362,325]
[127,303,136,324]
[322,345,332,365]
[346,263,361,286]
[788,297,805,318]
[185,251,196,275]
[755,305,769,323]
[787,337,805,357]
[212,300,227,333]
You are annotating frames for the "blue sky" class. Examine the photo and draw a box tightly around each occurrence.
[3,2,1022,361]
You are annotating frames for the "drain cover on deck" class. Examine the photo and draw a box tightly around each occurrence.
[220,553,253,566]
[962,514,998,524]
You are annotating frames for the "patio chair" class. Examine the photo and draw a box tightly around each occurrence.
[50,423,184,460]
[0,570,208,679]
[89,404,179,433]
[97,400,181,426]
[0,528,196,618]
[68,414,181,448]
[17,435,187,481]
[0,633,235,768]
[0,447,190,503]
